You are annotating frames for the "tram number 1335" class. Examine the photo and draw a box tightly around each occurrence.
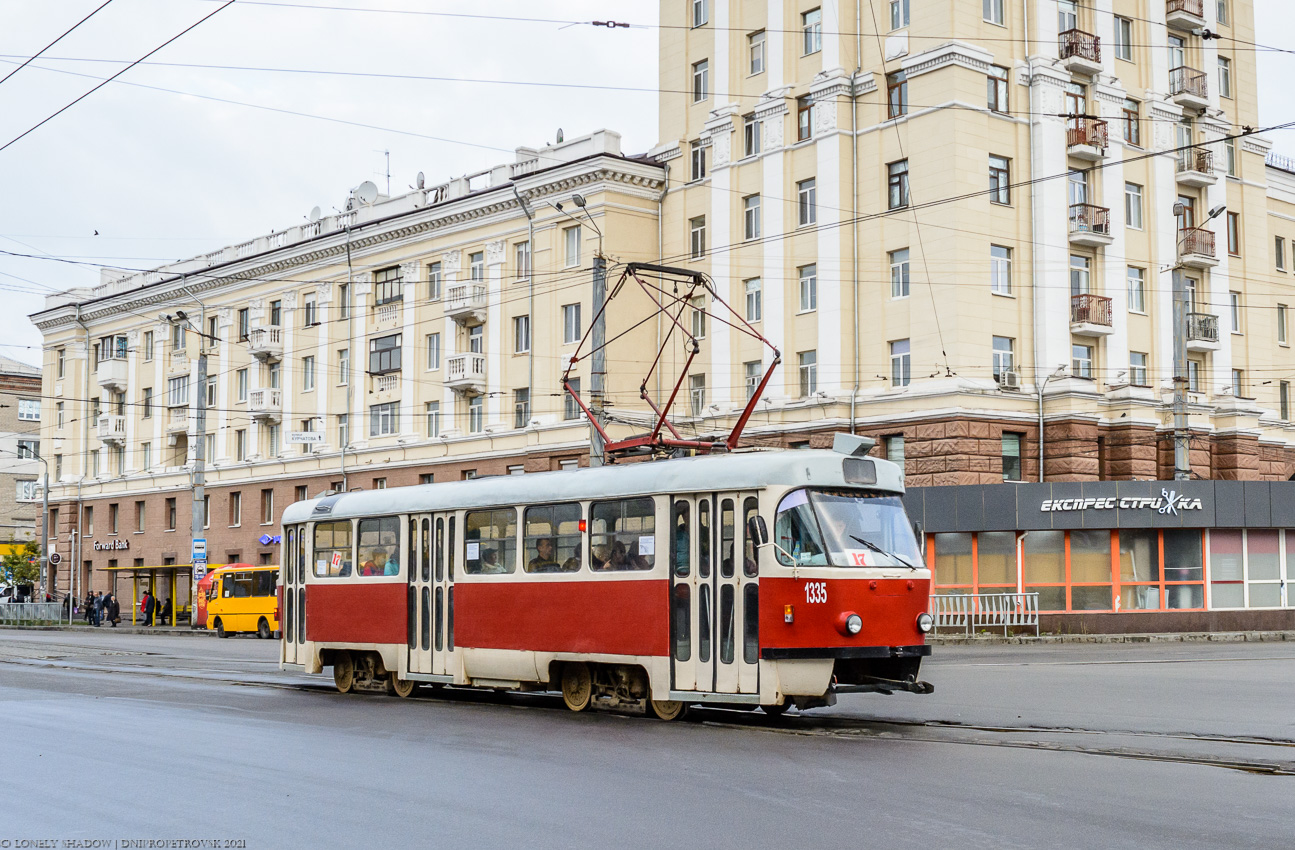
[804,581,828,604]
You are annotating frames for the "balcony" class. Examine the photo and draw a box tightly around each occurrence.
[1070,294,1114,337]
[1169,66,1208,111]
[1176,148,1217,187]
[1068,204,1114,247]
[165,406,190,434]
[1166,0,1205,31]
[1058,29,1102,76]
[249,388,283,423]
[370,373,399,401]
[445,283,488,326]
[247,326,283,362]
[167,350,190,375]
[1179,227,1219,268]
[96,357,128,393]
[374,299,402,327]
[1066,118,1108,161]
[445,353,487,396]
[96,414,126,445]
[1186,311,1221,352]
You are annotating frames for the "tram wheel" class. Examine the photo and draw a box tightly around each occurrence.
[257,618,271,640]
[649,699,688,721]
[761,701,789,718]
[333,651,355,694]
[388,673,417,698]
[561,662,593,712]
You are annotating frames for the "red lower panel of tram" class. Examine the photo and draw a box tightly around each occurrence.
[758,577,931,649]
[306,583,406,645]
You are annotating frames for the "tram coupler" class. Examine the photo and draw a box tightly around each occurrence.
[834,676,935,696]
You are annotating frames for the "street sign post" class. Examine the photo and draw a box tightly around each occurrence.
[193,559,207,580]
[192,538,207,561]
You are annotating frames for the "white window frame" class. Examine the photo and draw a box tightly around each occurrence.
[1218,56,1232,99]
[802,8,822,55]
[426,401,441,438]
[983,0,1005,25]
[992,336,1014,379]
[745,278,762,322]
[513,315,531,354]
[798,350,818,397]
[369,402,399,437]
[743,114,762,157]
[797,179,817,226]
[562,303,582,345]
[1072,344,1094,379]
[890,339,911,387]
[564,225,581,268]
[427,333,441,370]
[690,216,706,259]
[991,245,1013,295]
[1230,291,1242,334]
[302,355,315,392]
[889,0,910,30]
[890,248,910,299]
[1114,17,1133,61]
[692,59,709,102]
[743,194,761,240]
[692,0,708,28]
[1128,267,1147,314]
[1130,352,1149,386]
[749,30,766,75]
[1125,183,1144,230]
[798,265,818,312]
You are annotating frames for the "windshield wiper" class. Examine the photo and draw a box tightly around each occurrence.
[850,534,917,571]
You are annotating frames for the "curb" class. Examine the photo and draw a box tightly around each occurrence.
[928,630,1295,645]
[0,624,215,637]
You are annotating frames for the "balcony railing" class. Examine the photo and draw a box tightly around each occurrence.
[249,388,283,420]
[247,326,283,361]
[1068,203,1111,237]
[1166,0,1205,27]
[375,301,402,324]
[373,374,398,393]
[1169,66,1208,102]
[1187,312,1219,344]
[1180,226,1216,258]
[1070,293,1113,327]
[445,352,487,394]
[1059,28,1101,65]
[96,414,126,443]
[166,407,189,432]
[1177,147,1213,174]
[96,357,129,392]
[1168,0,1203,14]
[445,283,489,325]
[1066,118,1108,152]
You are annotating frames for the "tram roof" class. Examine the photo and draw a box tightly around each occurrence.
[281,448,904,524]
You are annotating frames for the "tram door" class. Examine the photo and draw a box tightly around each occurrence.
[408,512,457,676]
[282,523,306,666]
[407,515,433,675]
[670,492,760,695]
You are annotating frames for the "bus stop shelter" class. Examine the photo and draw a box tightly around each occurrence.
[99,563,203,626]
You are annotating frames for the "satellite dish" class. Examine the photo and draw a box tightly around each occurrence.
[416,172,425,190]
[356,181,379,205]
[308,206,321,222]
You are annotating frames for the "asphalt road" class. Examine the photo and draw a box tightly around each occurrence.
[0,629,1291,849]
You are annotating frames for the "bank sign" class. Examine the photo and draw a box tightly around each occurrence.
[1040,489,1205,517]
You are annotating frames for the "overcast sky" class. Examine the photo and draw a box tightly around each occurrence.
[1,0,1292,368]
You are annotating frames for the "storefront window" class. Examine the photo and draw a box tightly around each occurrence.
[1209,529,1244,609]
[1246,530,1281,608]
[1163,530,1204,609]
[976,531,1016,588]
[932,532,972,588]
[1023,530,1065,611]
[1070,529,1113,611]
[1118,529,1160,610]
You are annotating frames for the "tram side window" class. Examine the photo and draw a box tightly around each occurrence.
[671,501,690,577]
[742,497,759,577]
[252,570,277,596]
[314,521,353,577]
[774,490,826,566]
[358,517,402,576]
[465,509,517,574]
[591,498,656,571]
[524,503,582,572]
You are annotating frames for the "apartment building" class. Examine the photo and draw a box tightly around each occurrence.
[654,0,1295,483]
[0,355,42,552]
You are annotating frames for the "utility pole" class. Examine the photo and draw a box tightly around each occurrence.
[1171,268,1191,481]
[191,302,208,625]
[39,458,48,599]
[590,254,607,467]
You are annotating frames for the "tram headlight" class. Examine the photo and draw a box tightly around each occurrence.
[836,611,863,636]
[916,612,934,633]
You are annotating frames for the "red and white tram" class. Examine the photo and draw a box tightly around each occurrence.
[278,435,935,719]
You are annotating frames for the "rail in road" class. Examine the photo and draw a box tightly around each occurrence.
[2,630,1292,779]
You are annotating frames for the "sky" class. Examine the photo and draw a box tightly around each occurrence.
[1,0,1292,368]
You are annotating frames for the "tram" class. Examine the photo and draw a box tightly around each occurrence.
[278,434,935,719]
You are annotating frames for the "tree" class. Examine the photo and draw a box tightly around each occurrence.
[1,540,41,588]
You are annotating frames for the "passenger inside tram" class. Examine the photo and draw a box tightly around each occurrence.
[478,548,506,574]
[527,538,561,572]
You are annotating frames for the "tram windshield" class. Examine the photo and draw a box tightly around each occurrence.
[774,489,923,569]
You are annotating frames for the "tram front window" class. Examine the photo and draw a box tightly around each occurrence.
[774,489,922,569]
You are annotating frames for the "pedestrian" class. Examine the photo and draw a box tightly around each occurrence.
[106,594,120,627]
[61,594,70,617]
[92,591,103,627]
[142,590,154,627]
[83,591,93,625]
[160,597,172,626]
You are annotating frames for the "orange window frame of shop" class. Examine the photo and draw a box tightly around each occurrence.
[205,564,280,638]
[929,530,1208,614]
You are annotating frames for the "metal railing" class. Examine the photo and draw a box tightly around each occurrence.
[1058,28,1100,64]
[0,602,63,624]
[1179,226,1216,258]
[1169,66,1208,100]
[1187,311,1220,343]
[1167,0,1204,16]
[1071,293,1113,326]
[1066,118,1108,151]
[1068,203,1111,237]
[932,592,1040,636]
[1177,147,1214,174]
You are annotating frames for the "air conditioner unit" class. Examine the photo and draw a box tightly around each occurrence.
[998,370,1021,391]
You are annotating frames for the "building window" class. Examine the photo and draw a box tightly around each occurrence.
[302,356,315,392]
[890,339,911,387]
[1114,17,1133,61]
[989,155,1010,204]
[1128,267,1146,313]
[1188,360,1202,392]
[337,414,349,448]
[426,402,441,437]
[237,308,250,342]
[15,480,37,502]
[798,264,818,312]
[992,336,1014,380]
[470,251,484,281]
[468,396,483,434]
[237,369,248,402]
[303,292,318,326]
[743,194,761,240]
[1218,0,1230,24]
[889,0,909,30]
[744,278,762,321]
[1072,344,1093,379]
[1278,236,1287,271]
[564,226,581,267]
[515,241,531,279]
[1122,99,1141,147]
[1069,255,1091,295]
[1232,369,1244,398]
[690,297,707,339]
[15,398,38,422]
[426,262,442,300]
[748,30,766,75]
[885,435,905,474]
[797,179,817,226]
[797,96,815,142]
[426,333,441,370]
[1218,56,1232,98]
[983,0,1005,25]
[1130,352,1149,386]
[744,361,762,400]
[1227,212,1241,255]
[268,424,281,458]
[236,429,247,462]
[167,375,189,408]
[514,389,530,429]
[987,65,1009,113]
[990,245,1012,294]
[261,489,274,525]
[692,59,709,102]
[690,216,706,258]
[887,160,909,209]
[692,0,708,28]
[268,362,281,390]
[689,374,707,416]
[1279,304,1288,345]
[564,377,582,421]
[1125,182,1143,229]
[140,443,150,472]
[140,335,151,364]
[890,248,910,298]
[802,8,821,55]
[369,333,401,374]
[562,303,582,344]
[1229,292,1241,333]
[228,492,241,527]
[743,114,762,157]
[798,351,818,397]
[172,323,186,351]
[1281,382,1290,421]
[469,324,483,354]
[17,437,37,459]
[56,402,63,428]
[369,402,399,437]
[690,140,706,181]
[338,348,350,385]
[337,283,351,318]
[1001,433,1022,481]
[513,315,531,353]
[886,71,908,118]
[1225,137,1237,177]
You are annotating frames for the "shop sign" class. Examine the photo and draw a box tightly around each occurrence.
[1040,489,1204,516]
[92,539,130,551]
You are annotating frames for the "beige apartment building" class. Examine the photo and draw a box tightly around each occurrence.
[28,0,1295,604]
